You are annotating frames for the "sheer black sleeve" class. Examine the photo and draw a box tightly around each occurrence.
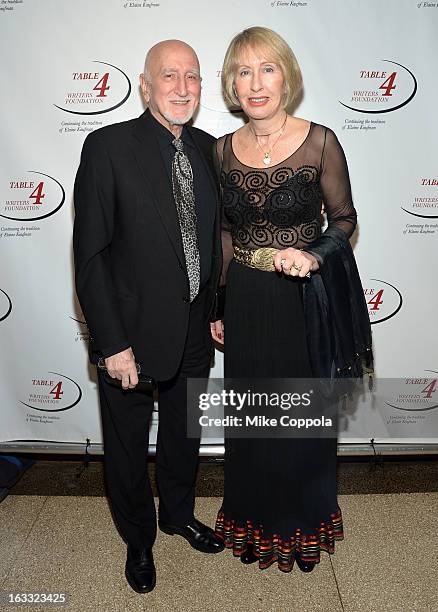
[303,128,357,266]
[211,135,233,319]
[213,135,234,287]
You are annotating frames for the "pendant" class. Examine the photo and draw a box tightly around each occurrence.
[263,153,271,165]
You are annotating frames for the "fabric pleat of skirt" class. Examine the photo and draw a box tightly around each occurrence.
[215,259,344,572]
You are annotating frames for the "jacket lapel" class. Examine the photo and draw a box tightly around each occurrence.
[187,126,222,287]
[131,110,185,267]
[187,126,217,203]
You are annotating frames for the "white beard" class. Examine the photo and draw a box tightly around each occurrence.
[163,107,194,126]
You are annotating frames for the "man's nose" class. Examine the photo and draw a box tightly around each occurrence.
[175,75,188,97]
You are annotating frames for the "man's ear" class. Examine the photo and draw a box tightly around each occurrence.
[139,73,150,104]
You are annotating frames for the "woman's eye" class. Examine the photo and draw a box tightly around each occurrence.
[239,69,249,77]
[264,66,274,73]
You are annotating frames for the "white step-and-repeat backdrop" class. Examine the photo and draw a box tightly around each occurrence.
[1,0,437,449]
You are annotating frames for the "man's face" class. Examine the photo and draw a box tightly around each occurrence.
[140,42,201,130]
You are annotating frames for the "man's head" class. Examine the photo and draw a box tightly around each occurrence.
[140,40,201,133]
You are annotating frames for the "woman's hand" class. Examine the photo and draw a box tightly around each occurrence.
[273,247,319,278]
[210,320,224,344]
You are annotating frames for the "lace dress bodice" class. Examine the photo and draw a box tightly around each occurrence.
[216,122,357,283]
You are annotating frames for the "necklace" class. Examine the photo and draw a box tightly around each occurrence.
[252,118,287,138]
[250,114,288,166]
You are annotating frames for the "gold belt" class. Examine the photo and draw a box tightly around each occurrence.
[233,245,279,272]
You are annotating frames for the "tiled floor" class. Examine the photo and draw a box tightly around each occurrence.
[1,460,437,611]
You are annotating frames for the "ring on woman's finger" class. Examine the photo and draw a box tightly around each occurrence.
[280,258,286,267]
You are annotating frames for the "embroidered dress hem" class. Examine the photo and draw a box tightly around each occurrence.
[215,507,344,572]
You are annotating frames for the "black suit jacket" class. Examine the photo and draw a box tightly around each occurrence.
[73,110,221,381]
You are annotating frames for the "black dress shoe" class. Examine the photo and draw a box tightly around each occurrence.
[158,518,225,554]
[294,550,316,573]
[125,546,156,593]
[240,542,258,565]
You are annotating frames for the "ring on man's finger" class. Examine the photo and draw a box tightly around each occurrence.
[292,263,302,271]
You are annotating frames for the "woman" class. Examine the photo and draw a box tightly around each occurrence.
[211,27,371,573]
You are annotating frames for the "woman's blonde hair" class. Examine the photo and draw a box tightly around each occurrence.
[222,26,303,110]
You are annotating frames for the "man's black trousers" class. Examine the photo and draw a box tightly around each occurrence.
[98,289,210,549]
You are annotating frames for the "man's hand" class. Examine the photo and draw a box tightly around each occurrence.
[210,320,224,345]
[105,347,138,390]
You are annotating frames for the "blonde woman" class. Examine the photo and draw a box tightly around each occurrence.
[211,27,371,572]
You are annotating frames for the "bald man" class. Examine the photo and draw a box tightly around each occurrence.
[73,40,223,594]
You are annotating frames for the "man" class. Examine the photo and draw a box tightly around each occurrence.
[73,40,223,594]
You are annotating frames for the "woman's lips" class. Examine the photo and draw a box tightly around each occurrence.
[247,97,269,106]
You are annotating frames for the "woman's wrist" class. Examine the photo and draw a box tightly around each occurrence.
[300,248,320,270]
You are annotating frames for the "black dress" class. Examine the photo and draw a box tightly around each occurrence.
[214,122,358,571]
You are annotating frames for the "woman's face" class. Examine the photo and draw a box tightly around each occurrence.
[233,45,285,122]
